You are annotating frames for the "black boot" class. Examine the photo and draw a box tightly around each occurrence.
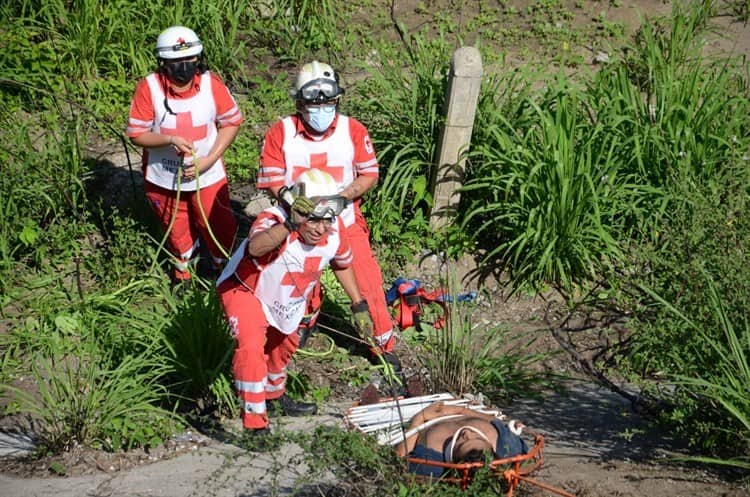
[267,394,318,416]
[298,323,317,349]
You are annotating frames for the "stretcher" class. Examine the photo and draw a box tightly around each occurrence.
[344,393,576,497]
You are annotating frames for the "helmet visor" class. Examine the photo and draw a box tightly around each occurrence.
[309,195,347,218]
[297,78,343,103]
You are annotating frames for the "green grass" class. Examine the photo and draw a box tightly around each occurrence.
[353,33,451,262]
[463,73,630,295]
[1,0,750,476]
[160,282,236,415]
[1,278,185,452]
[640,271,750,468]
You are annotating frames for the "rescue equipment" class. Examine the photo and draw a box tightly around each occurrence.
[386,278,476,331]
[344,393,575,497]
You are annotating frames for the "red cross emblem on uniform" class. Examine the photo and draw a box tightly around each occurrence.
[281,256,322,298]
[160,112,208,145]
[292,152,345,183]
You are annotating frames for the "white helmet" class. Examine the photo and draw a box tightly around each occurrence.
[294,60,344,103]
[293,170,346,218]
[155,26,203,60]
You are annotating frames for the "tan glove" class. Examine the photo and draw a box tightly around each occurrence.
[350,300,374,337]
[279,186,315,216]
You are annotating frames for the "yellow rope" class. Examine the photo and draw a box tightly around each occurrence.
[193,150,232,260]
[148,155,183,275]
[296,332,336,357]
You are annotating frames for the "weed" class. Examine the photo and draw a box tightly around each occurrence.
[617,427,645,443]
[48,461,67,476]
[353,33,451,261]
[160,283,236,415]
[639,271,750,467]
[464,73,628,296]
[2,342,180,452]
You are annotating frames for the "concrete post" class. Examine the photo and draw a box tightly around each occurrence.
[429,47,483,230]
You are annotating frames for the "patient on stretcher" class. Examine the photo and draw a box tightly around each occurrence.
[394,400,528,478]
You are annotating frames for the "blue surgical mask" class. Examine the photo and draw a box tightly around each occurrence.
[304,104,336,133]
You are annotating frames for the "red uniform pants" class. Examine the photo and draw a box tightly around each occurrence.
[218,277,299,430]
[145,179,237,277]
[306,212,395,352]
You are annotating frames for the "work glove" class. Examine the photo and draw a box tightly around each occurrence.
[350,300,374,338]
[279,186,315,217]
[282,207,308,232]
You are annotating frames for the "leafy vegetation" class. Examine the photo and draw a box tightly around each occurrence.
[0,0,748,486]
[297,425,514,496]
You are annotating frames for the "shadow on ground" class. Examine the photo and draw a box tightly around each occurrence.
[508,381,682,462]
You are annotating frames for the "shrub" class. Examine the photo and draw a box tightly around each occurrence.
[2,341,180,452]
[353,33,450,263]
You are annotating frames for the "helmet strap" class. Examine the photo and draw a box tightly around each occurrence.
[156,72,176,118]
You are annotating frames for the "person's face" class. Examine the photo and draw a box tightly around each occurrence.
[297,216,333,245]
[164,56,198,86]
[452,428,493,462]
[296,100,338,134]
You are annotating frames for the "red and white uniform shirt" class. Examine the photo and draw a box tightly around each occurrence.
[217,206,353,334]
[257,115,378,227]
[126,71,243,191]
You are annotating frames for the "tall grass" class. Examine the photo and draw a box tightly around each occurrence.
[1,278,186,452]
[420,297,503,395]
[353,33,451,262]
[0,105,90,274]
[1,0,262,115]
[603,2,748,189]
[160,283,236,414]
[172,0,257,85]
[415,273,549,397]
[640,273,750,468]
[3,344,179,452]
[250,0,353,65]
[1,275,240,451]
[463,75,632,295]
[461,2,749,296]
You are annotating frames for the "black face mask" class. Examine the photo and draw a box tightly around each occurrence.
[166,60,198,85]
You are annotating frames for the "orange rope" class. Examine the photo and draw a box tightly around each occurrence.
[514,475,577,497]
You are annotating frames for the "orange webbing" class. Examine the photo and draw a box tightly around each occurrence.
[405,432,575,497]
[343,396,576,496]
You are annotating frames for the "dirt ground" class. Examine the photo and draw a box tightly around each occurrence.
[3,1,750,496]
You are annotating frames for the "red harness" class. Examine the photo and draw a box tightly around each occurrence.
[386,278,449,330]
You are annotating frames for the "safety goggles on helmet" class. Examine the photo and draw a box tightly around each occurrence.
[296,78,343,103]
[308,195,347,218]
[164,40,201,53]
[155,26,203,60]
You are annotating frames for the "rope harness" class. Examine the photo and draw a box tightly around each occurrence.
[385,277,477,331]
